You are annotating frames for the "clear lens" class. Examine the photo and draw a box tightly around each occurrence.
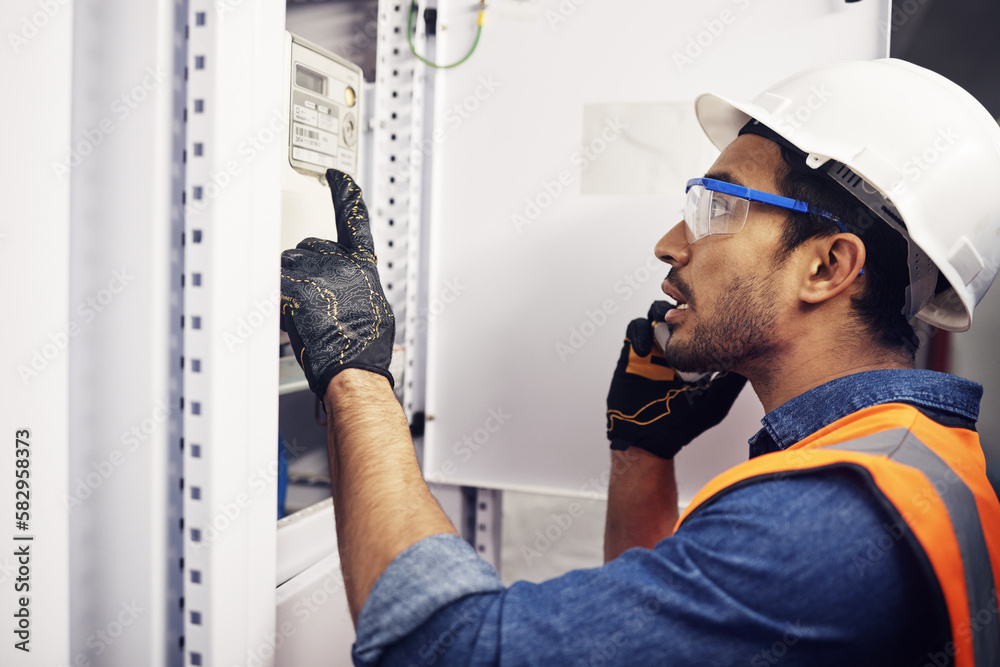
[684,185,749,243]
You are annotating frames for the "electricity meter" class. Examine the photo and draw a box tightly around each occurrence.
[281,31,363,252]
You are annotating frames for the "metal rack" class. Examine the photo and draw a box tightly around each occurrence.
[369,0,431,424]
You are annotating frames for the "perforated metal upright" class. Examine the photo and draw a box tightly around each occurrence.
[182,1,285,665]
[370,0,431,424]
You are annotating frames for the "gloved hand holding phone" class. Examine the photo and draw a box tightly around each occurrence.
[606,301,747,459]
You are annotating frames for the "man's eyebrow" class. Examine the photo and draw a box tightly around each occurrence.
[703,170,747,188]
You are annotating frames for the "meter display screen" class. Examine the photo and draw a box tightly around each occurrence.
[295,65,325,95]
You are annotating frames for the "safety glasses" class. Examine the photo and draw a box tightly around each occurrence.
[684,177,844,244]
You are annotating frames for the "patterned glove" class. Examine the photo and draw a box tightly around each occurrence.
[606,301,747,459]
[280,169,395,398]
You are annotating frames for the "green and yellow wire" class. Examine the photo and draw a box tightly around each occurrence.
[407,0,485,69]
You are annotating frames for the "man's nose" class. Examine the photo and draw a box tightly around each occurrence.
[654,220,690,267]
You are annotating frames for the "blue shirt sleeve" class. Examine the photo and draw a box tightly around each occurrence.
[352,533,505,665]
[353,470,946,666]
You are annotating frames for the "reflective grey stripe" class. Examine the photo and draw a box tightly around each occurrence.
[830,428,1000,667]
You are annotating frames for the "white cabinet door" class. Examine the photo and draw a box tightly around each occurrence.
[422,0,891,501]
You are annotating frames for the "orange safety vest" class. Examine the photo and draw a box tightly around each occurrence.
[677,403,1000,667]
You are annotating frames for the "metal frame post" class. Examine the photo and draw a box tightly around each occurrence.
[182,0,285,664]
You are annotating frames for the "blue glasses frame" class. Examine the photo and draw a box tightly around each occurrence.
[684,177,862,274]
[686,177,845,231]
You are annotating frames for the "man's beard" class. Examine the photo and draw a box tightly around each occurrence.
[663,272,780,374]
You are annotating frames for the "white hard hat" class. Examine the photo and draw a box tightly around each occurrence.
[694,58,1000,332]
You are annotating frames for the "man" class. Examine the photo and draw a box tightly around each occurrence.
[280,59,1000,666]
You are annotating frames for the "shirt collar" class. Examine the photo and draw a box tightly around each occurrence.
[748,369,982,458]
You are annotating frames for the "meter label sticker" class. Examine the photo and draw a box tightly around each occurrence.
[293,104,318,126]
[318,114,339,134]
[292,146,336,169]
[292,122,337,156]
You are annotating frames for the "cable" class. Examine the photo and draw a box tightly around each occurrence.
[407,0,485,70]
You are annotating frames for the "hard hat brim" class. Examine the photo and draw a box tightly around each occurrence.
[694,93,757,153]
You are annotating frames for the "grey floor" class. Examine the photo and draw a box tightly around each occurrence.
[499,490,607,585]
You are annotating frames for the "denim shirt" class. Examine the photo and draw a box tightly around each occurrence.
[352,370,982,666]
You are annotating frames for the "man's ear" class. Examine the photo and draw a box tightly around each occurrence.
[798,233,866,305]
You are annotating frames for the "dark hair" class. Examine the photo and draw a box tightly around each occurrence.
[774,145,918,356]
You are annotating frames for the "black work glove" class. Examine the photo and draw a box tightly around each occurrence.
[606,301,747,459]
[280,169,395,398]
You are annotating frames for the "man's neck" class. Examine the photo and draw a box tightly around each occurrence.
[746,339,915,414]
